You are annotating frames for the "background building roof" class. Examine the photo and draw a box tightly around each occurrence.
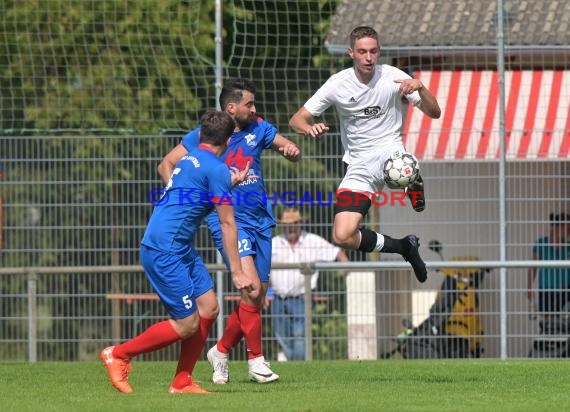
[326,0,570,56]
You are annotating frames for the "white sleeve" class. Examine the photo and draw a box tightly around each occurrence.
[304,77,337,117]
[407,90,422,106]
[389,66,422,106]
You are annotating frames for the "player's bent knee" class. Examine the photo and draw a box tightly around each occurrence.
[196,292,220,319]
[172,315,200,339]
[332,232,351,248]
[199,304,219,319]
[332,225,359,248]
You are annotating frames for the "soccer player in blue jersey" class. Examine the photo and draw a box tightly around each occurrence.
[100,111,253,394]
[159,78,301,384]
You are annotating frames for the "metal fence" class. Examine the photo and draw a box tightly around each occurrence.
[1,134,569,362]
[2,260,570,363]
[1,1,569,364]
[0,264,347,363]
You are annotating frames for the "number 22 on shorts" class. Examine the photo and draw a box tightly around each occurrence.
[238,239,251,253]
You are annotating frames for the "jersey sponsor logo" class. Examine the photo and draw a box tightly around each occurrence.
[363,106,383,116]
[244,133,257,147]
[237,170,259,186]
[352,105,385,120]
[349,96,357,103]
[225,147,254,170]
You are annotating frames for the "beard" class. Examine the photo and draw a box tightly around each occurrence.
[234,116,252,130]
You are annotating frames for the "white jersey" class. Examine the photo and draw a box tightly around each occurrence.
[304,64,421,165]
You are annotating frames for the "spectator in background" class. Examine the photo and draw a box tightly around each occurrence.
[267,207,348,360]
[528,212,570,331]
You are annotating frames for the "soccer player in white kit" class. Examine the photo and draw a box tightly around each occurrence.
[289,26,441,282]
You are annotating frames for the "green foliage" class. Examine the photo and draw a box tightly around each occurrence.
[0,0,343,134]
[0,0,218,132]
[0,135,178,268]
[0,1,348,348]
[225,0,342,130]
[0,0,351,134]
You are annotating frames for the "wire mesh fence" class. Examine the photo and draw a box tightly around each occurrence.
[1,1,569,362]
[3,261,570,362]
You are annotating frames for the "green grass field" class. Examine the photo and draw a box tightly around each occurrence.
[1,360,569,411]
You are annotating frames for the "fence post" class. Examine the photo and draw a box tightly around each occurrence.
[302,263,313,361]
[346,271,378,360]
[27,270,38,363]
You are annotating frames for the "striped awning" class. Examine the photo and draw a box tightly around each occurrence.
[402,70,570,160]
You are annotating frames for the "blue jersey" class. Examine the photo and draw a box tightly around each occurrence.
[533,236,570,289]
[141,145,232,256]
[181,116,277,231]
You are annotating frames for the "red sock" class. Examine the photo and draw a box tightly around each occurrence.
[171,316,215,389]
[113,320,182,359]
[237,301,262,360]
[217,304,244,354]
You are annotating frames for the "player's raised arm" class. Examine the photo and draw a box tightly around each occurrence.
[289,106,329,138]
[416,88,441,119]
[157,143,188,184]
[394,78,441,119]
[272,134,301,162]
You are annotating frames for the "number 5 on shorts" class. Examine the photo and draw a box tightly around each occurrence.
[182,294,193,309]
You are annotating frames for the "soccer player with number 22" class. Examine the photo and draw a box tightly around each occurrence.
[159,78,301,385]
[101,111,252,394]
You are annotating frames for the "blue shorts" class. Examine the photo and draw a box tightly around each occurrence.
[140,244,214,319]
[210,225,272,282]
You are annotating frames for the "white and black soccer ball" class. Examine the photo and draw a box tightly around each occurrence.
[383,151,420,189]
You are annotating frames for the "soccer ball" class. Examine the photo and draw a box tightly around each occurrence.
[383,151,420,189]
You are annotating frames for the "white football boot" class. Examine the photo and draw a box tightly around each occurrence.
[207,345,229,384]
[248,356,279,383]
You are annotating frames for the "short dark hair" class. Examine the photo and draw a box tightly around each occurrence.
[219,78,256,110]
[199,111,235,146]
[349,26,378,48]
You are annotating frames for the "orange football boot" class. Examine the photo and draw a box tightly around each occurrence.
[169,378,211,394]
[100,346,133,393]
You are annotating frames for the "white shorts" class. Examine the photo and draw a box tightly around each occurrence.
[338,143,406,194]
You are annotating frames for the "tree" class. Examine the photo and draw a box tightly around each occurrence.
[0,0,348,360]
[0,0,217,133]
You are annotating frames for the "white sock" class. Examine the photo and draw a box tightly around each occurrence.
[374,233,385,252]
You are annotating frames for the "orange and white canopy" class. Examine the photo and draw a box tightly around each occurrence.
[402,70,570,160]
